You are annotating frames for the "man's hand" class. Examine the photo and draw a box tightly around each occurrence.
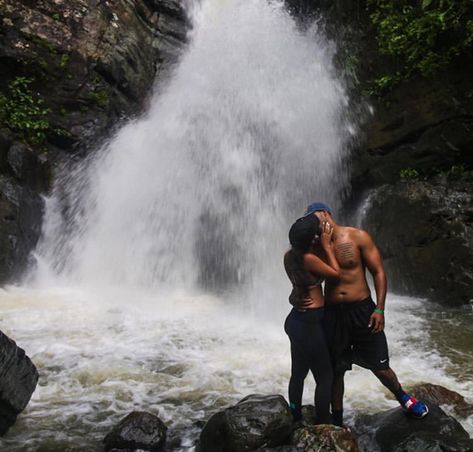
[368,312,385,333]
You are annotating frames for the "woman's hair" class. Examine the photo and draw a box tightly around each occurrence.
[288,214,321,253]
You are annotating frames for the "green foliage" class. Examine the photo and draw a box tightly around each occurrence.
[88,89,109,107]
[400,167,420,180]
[367,0,473,94]
[0,77,51,146]
[25,33,58,54]
[59,54,70,69]
[446,164,473,182]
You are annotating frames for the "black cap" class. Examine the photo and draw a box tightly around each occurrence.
[289,215,320,250]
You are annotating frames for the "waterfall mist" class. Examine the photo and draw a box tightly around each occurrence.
[32,0,353,303]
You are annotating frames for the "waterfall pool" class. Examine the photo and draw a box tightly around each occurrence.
[0,286,471,450]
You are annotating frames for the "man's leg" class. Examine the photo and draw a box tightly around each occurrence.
[372,367,406,403]
[350,299,428,418]
[372,367,429,418]
[331,373,345,427]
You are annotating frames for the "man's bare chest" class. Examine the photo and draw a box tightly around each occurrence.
[333,239,359,268]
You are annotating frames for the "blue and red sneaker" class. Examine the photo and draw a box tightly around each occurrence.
[401,394,429,418]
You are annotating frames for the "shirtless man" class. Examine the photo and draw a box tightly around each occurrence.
[305,202,428,427]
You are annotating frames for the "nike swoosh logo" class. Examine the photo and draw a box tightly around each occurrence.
[380,359,388,363]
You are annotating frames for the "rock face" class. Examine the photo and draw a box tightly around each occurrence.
[290,425,359,452]
[199,394,294,452]
[103,411,167,452]
[356,404,473,452]
[362,179,473,305]
[0,329,39,435]
[0,0,187,283]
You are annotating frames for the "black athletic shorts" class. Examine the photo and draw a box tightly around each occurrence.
[323,297,390,375]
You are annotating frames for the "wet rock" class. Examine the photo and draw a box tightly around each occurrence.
[351,79,473,189]
[255,447,304,452]
[290,424,359,452]
[199,394,293,452]
[355,403,473,452]
[0,174,44,282]
[411,383,473,418]
[362,179,473,305]
[0,329,39,435]
[103,411,167,452]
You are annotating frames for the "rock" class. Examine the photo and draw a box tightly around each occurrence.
[290,425,360,452]
[355,403,473,452]
[255,447,304,452]
[0,174,44,282]
[199,394,293,452]
[0,329,39,435]
[362,179,473,305]
[103,411,167,452]
[411,383,473,418]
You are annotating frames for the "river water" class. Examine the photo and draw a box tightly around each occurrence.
[1,0,472,450]
[0,287,471,450]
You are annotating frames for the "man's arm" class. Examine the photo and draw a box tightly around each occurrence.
[358,230,387,333]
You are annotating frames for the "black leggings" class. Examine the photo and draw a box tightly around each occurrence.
[284,307,333,424]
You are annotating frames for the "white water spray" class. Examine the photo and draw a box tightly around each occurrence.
[33,0,351,299]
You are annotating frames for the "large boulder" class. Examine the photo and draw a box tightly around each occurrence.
[0,329,39,435]
[411,383,473,418]
[362,178,473,305]
[355,403,473,452]
[103,411,167,452]
[199,394,293,452]
[290,425,360,452]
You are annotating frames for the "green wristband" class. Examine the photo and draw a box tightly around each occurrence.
[374,308,384,315]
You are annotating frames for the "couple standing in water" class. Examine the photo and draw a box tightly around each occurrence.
[284,202,429,426]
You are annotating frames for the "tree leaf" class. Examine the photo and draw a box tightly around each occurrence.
[422,0,433,9]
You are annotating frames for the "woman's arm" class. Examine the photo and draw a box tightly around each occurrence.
[303,221,340,279]
[319,220,340,277]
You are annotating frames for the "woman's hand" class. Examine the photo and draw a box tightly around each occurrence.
[320,220,333,249]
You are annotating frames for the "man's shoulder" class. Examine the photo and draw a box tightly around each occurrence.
[341,225,370,237]
[340,226,372,245]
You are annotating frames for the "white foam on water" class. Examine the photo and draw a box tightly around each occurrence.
[0,288,472,450]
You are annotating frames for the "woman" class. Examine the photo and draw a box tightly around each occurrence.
[284,214,340,424]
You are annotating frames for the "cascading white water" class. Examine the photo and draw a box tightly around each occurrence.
[1,1,471,450]
[32,0,352,300]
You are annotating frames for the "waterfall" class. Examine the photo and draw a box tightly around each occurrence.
[32,0,352,300]
[3,3,472,450]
